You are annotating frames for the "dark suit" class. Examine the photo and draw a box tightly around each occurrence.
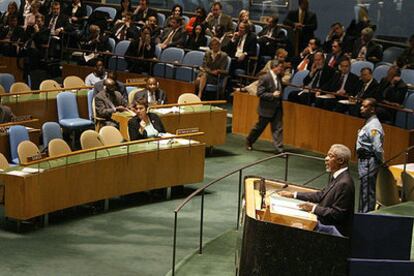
[133,89,166,105]
[283,9,318,52]
[159,27,187,48]
[206,13,233,34]
[376,78,408,123]
[125,38,155,73]
[257,26,288,56]
[128,113,166,140]
[247,72,283,151]
[0,25,26,56]
[325,52,345,69]
[94,90,127,126]
[297,169,355,237]
[93,80,128,101]
[63,4,87,28]
[352,39,383,63]
[133,7,157,24]
[111,23,140,41]
[226,32,257,72]
[45,13,72,58]
[0,105,16,123]
[348,79,379,116]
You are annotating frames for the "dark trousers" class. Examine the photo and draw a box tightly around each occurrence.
[358,157,379,213]
[246,109,283,151]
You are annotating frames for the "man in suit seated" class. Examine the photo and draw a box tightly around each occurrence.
[323,22,352,54]
[205,1,233,36]
[0,14,26,56]
[93,71,128,101]
[315,57,359,111]
[279,144,355,237]
[111,12,139,42]
[325,39,345,69]
[352,27,383,63]
[257,15,288,57]
[347,67,379,116]
[0,104,16,124]
[158,16,186,49]
[246,60,285,154]
[133,77,166,105]
[46,1,73,59]
[133,0,157,26]
[94,78,128,127]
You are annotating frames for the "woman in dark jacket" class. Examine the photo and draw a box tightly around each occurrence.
[185,23,207,50]
[128,98,165,140]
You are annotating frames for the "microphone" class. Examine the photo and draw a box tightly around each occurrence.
[259,177,266,209]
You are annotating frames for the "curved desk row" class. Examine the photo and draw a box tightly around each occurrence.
[0,136,205,221]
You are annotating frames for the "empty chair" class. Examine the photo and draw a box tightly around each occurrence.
[39,79,61,90]
[114,40,131,56]
[376,166,400,208]
[153,47,185,79]
[48,138,72,157]
[382,46,405,64]
[401,171,414,201]
[178,93,201,104]
[94,6,117,20]
[175,51,205,82]
[157,12,166,27]
[108,37,116,52]
[0,153,10,170]
[372,64,390,82]
[80,130,104,149]
[8,125,29,164]
[42,122,63,148]
[17,140,40,164]
[283,70,309,100]
[350,61,374,76]
[204,56,231,100]
[10,82,31,93]
[401,69,414,85]
[99,126,124,145]
[63,76,85,89]
[0,73,15,92]
[56,92,94,147]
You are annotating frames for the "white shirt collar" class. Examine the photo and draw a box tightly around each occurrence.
[333,167,348,179]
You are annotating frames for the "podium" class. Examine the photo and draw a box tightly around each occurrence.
[239,177,350,276]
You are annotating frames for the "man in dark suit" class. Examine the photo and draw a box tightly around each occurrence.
[158,16,186,49]
[93,71,128,101]
[111,13,140,42]
[283,0,318,54]
[352,27,383,63]
[205,1,233,36]
[347,67,379,116]
[226,22,258,73]
[257,16,288,57]
[246,60,284,154]
[133,0,157,25]
[95,78,128,127]
[325,39,345,69]
[0,14,26,56]
[133,77,166,105]
[279,144,355,237]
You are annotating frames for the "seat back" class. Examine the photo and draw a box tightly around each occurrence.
[351,61,374,76]
[157,12,166,27]
[108,56,128,71]
[283,70,309,100]
[401,69,414,85]
[159,47,185,63]
[182,15,190,24]
[376,166,400,207]
[372,64,390,82]
[48,138,72,157]
[10,82,31,93]
[17,140,39,164]
[254,24,263,33]
[85,4,93,16]
[155,44,162,59]
[63,76,85,89]
[94,6,117,20]
[56,92,81,121]
[8,125,29,164]
[80,130,104,149]
[108,37,116,52]
[382,46,405,64]
[176,51,205,82]
[42,122,63,147]
[0,153,10,170]
[128,88,144,104]
[99,126,124,145]
[0,73,15,92]
[178,93,201,104]
[401,171,414,202]
[39,79,61,90]
[114,40,131,56]
[395,92,414,129]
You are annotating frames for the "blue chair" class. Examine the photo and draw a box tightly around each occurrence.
[86,5,93,17]
[382,46,405,64]
[56,92,94,147]
[153,47,185,79]
[205,35,211,46]
[108,37,116,53]
[0,73,15,92]
[94,7,117,20]
[8,125,29,164]
[87,90,94,121]
[0,0,21,12]
[373,64,390,82]
[182,15,190,25]
[395,92,414,129]
[108,56,129,71]
[401,69,414,85]
[154,44,162,59]
[351,61,374,76]
[254,24,263,33]
[283,70,309,100]
[42,122,63,148]
[204,56,232,100]
[114,40,131,56]
[157,12,166,27]
[175,51,205,82]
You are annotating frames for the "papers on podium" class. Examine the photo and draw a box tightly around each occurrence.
[269,194,317,221]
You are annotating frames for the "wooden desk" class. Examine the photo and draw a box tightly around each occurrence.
[112,105,227,146]
[232,92,414,164]
[0,128,41,161]
[0,138,205,220]
[62,64,196,104]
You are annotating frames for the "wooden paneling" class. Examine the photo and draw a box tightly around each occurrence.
[0,56,23,81]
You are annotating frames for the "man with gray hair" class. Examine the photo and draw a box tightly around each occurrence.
[352,27,383,63]
[246,59,285,153]
[279,144,355,237]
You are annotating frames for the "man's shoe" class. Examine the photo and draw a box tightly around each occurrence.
[246,141,253,151]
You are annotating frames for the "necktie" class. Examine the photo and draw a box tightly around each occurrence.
[339,74,346,91]
[161,29,175,48]
[328,56,336,68]
[299,9,305,24]
[309,69,321,88]
[357,83,368,98]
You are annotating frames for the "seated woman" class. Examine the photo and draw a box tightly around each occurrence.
[128,99,166,140]
[185,23,207,50]
[185,6,206,34]
[235,9,254,33]
[165,4,183,27]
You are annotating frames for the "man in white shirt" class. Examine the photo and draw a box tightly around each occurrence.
[85,60,107,86]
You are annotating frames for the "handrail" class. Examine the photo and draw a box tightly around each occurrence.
[150,100,226,109]
[0,85,92,97]
[0,118,39,128]
[20,131,203,166]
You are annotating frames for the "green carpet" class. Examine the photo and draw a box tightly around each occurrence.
[0,134,359,276]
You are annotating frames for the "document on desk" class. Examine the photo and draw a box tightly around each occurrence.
[269,194,314,219]
[154,106,180,114]
[21,167,45,173]
[6,170,30,177]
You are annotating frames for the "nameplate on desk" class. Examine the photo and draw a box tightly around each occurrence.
[176,128,199,135]
[27,153,47,162]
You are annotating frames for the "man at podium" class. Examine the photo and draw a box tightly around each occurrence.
[279,144,355,237]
